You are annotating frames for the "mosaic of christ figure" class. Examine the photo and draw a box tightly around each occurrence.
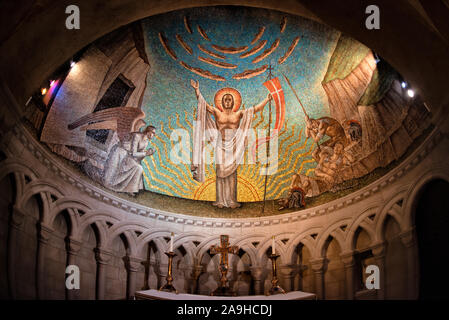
[190,79,271,208]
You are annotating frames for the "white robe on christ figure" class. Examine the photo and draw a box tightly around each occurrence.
[192,93,255,208]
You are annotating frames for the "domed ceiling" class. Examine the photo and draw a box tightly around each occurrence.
[28,6,431,215]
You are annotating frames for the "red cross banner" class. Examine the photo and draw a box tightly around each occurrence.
[251,77,286,161]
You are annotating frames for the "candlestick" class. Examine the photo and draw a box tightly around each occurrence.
[266,253,285,295]
[170,232,174,252]
[159,251,178,294]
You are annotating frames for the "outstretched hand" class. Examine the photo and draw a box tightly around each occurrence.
[146,148,155,156]
[190,79,199,90]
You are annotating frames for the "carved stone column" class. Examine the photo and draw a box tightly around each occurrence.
[155,261,168,289]
[141,260,150,290]
[399,229,417,299]
[249,266,264,295]
[124,256,142,300]
[371,242,386,300]
[36,223,53,300]
[340,252,355,300]
[294,265,307,291]
[279,264,296,292]
[191,264,203,294]
[7,206,25,299]
[310,258,325,299]
[65,237,82,300]
[94,248,112,300]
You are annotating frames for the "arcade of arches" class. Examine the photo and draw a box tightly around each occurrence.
[0,0,449,300]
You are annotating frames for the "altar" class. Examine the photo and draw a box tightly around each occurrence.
[135,289,316,300]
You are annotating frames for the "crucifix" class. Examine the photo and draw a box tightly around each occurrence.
[210,235,239,296]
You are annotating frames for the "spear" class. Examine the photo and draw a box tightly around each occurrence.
[282,73,321,150]
[262,64,274,214]
[282,73,310,120]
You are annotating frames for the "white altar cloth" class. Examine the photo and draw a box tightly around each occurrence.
[135,289,316,300]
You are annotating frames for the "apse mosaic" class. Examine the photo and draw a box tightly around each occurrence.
[31,6,431,211]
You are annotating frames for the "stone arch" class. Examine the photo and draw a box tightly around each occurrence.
[77,212,120,246]
[196,235,237,264]
[376,191,408,242]
[255,233,294,264]
[286,232,317,265]
[136,229,182,260]
[48,197,92,224]
[50,207,75,238]
[403,168,449,229]
[0,160,39,182]
[315,220,349,258]
[345,208,378,251]
[164,232,209,266]
[17,180,65,223]
[232,234,267,267]
[48,200,89,237]
[107,223,146,256]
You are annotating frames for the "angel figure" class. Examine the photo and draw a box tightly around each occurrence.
[68,107,155,195]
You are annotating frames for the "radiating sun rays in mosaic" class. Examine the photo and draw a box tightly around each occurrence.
[142,109,316,202]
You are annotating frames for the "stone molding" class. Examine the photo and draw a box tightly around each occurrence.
[8,122,445,229]
[94,248,113,265]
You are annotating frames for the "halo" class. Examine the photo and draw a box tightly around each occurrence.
[214,87,242,112]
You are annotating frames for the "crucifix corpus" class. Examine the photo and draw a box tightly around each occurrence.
[210,235,239,296]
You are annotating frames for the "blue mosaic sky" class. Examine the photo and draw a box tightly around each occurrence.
[141,6,340,125]
[138,6,347,200]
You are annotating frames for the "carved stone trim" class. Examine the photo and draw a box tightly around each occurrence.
[37,223,53,244]
[340,251,355,267]
[65,237,83,255]
[310,258,325,272]
[399,228,416,248]
[124,256,142,272]
[94,247,113,265]
[9,120,445,229]
[370,242,386,258]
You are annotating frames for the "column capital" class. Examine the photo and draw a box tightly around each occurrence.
[184,264,201,279]
[38,223,54,244]
[94,247,113,265]
[10,206,25,229]
[399,228,416,248]
[65,237,82,255]
[370,242,386,258]
[249,266,263,280]
[124,256,142,272]
[340,251,355,266]
[279,264,297,278]
[310,258,325,272]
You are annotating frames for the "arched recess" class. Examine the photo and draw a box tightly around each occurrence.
[14,193,43,299]
[77,222,100,300]
[45,209,72,299]
[139,240,160,291]
[105,233,130,300]
[171,243,191,294]
[322,236,345,300]
[352,227,376,297]
[382,214,408,299]
[230,248,253,296]
[197,249,218,295]
[0,172,16,299]
[291,242,314,293]
[414,178,449,299]
[196,245,254,296]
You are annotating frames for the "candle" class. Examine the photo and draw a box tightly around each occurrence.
[272,236,275,254]
[170,232,174,252]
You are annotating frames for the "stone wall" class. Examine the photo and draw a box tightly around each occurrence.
[0,111,447,299]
